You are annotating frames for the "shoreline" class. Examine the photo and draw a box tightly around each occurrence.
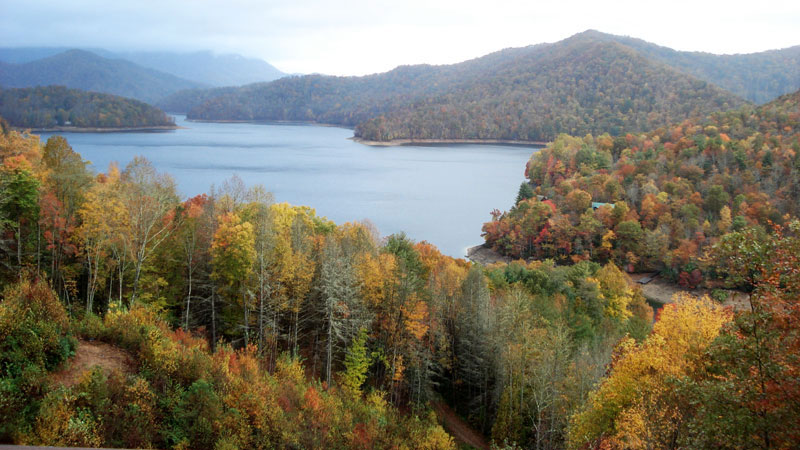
[184,118,351,129]
[352,137,548,147]
[179,117,548,147]
[21,125,181,133]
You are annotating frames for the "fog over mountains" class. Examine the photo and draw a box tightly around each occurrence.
[0,47,286,103]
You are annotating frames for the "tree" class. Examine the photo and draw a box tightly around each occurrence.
[681,221,800,449]
[38,192,77,299]
[39,136,91,295]
[211,212,256,344]
[613,220,643,266]
[704,184,730,216]
[565,189,592,214]
[341,328,371,395]
[78,171,127,313]
[451,265,493,428]
[516,182,535,205]
[319,234,370,386]
[119,157,179,305]
[594,263,635,322]
[0,165,39,275]
[567,294,731,450]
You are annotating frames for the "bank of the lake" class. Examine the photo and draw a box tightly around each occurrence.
[352,137,550,147]
[22,125,180,133]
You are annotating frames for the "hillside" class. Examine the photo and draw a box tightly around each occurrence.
[483,87,800,289]
[0,49,203,104]
[156,85,240,113]
[187,31,747,142]
[586,30,800,104]
[0,85,175,129]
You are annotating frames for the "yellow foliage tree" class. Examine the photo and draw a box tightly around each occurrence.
[567,294,732,449]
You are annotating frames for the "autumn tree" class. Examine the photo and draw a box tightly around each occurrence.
[319,234,370,386]
[119,157,179,305]
[568,294,731,449]
[77,169,127,313]
[211,212,256,344]
[0,163,40,275]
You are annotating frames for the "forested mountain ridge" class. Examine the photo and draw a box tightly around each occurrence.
[0,86,175,129]
[579,29,800,104]
[354,37,746,142]
[186,31,748,142]
[156,85,240,113]
[0,49,203,104]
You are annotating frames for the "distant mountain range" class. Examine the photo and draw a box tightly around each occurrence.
[1,32,798,143]
[183,30,794,142]
[0,48,286,104]
[0,50,203,104]
[108,51,285,87]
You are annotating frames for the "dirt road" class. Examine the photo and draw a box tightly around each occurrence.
[431,400,489,450]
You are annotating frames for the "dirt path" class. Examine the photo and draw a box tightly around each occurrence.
[51,338,135,387]
[432,400,489,450]
[629,273,751,311]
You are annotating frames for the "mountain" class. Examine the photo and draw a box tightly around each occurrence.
[156,86,240,113]
[0,48,286,89]
[113,51,285,87]
[187,32,747,142]
[577,30,800,104]
[0,47,73,64]
[0,85,175,129]
[0,50,203,104]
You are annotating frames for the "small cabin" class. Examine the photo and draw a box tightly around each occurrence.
[592,202,613,210]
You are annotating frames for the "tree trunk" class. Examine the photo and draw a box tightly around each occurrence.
[36,222,41,273]
[16,221,22,277]
[184,266,192,329]
[130,259,143,306]
[243,291,250,346]
[326,306,333,386]
[211,286,217,350]
[118,259,124,303]
[292,309,300,358]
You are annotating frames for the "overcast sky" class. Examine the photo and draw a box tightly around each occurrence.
[1,0,798,76]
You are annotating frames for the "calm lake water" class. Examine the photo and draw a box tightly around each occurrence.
[40,115,538,257]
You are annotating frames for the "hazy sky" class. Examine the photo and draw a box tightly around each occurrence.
[2,0,798,76]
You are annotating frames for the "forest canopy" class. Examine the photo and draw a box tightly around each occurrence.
[0,85,175,129]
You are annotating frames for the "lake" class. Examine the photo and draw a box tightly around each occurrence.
[40,115,539,258]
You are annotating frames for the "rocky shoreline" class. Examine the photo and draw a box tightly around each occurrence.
[465,244,511,265]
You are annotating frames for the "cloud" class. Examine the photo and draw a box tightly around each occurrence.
[1,0,798,75]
